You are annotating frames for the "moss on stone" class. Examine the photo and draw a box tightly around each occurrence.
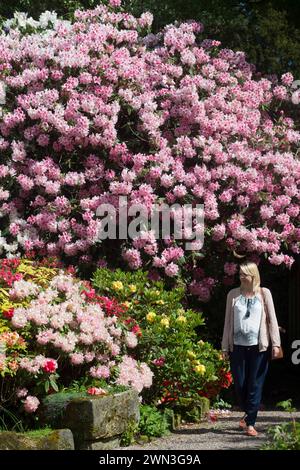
[24,427,53,438]
[0,429,74,450]
[170,397,210,423]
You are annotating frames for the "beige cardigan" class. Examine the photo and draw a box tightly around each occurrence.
[221,287,281,353]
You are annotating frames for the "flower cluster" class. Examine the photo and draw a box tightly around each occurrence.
[198,368,233,400]
[0,3,299,300]
[0,262,152,413]
[0,330,26,375]
[116,355,154,393]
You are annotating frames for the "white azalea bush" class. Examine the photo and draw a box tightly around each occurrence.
[1,10,71,34]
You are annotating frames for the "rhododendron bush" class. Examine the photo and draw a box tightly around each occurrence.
[0,258,153,415]
[0,1,300,302]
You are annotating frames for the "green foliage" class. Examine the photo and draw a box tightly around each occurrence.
[64,378,129,395]
[262,399,300,450]
[276,399,297,413]
[23,427,53,438]
[0,405,27,433]
[124,0,300,78]
[120,404,170,446]
[212,397,232,410]
[138,404,170,438]
[92,268,229,405]
[262,421,300,450]
[119,418,139,446]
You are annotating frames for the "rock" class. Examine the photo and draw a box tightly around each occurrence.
[39,391,87,428]
[162,408,179,431]
[78,437,121,450]
[0,429,74,450]
[171,397,210,423]
[62,389,140,448]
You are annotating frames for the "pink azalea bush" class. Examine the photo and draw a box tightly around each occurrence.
[0,1,300,301]
[0,265,153,414]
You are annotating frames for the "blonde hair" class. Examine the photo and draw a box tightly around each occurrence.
[239,261,261,294]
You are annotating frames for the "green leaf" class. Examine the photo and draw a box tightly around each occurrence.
[49,376,59,392]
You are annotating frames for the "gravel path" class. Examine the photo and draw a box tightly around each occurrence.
[116,411,300,450]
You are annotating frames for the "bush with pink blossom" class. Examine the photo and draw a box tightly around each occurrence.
[0,259,153,421]
[0,2,299,302]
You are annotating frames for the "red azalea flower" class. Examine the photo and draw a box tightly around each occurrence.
[221,372,233,388]
[24,250,36,259]
[2,308,14,319]
[43,359,58,373]
[66,266,76,275]
[131,324,142,336]
[162,379,172,386]
[208,412,218,422]
[87,387,108,396]
[152,357,165,367]
[82,288,96,299]
[97,296,124,316]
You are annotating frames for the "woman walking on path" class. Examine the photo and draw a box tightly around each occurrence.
[221,261,282,437]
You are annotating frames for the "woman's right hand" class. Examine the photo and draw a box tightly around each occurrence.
[222,351,229,361]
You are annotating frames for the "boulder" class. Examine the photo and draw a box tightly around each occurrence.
[0,429,74,450]
[62,389,140,449]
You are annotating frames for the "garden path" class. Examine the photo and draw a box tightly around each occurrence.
[116,410,300,450]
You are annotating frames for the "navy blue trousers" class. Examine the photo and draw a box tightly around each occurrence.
[229,345,270,426]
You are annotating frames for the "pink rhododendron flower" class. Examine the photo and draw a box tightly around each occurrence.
[16,388,28,398]
[23,395,40,413]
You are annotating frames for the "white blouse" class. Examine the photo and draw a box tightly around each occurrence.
[233,294,262,346]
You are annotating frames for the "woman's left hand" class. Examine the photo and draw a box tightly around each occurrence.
[272,347,281,359]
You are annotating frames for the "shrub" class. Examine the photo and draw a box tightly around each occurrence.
[92,267,232,404]
[262,399,300,450]
[262,422,300,450]
[0,2,299,300]
[0,258,153,424]
[137,404,170,438]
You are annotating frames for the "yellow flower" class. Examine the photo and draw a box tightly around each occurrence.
[187,350,196,359]
[177,308,185,315]
[194,364,206,375]
[176,315,187,324]
[112,281,124,291]
[160,317,170,328]
[129,284,137,293]
[123,301,131,308]
[146,311,157,323]
[198,340,205,345]
[156,300,165,305]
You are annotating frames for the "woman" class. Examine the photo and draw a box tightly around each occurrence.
[221,261,281,437]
